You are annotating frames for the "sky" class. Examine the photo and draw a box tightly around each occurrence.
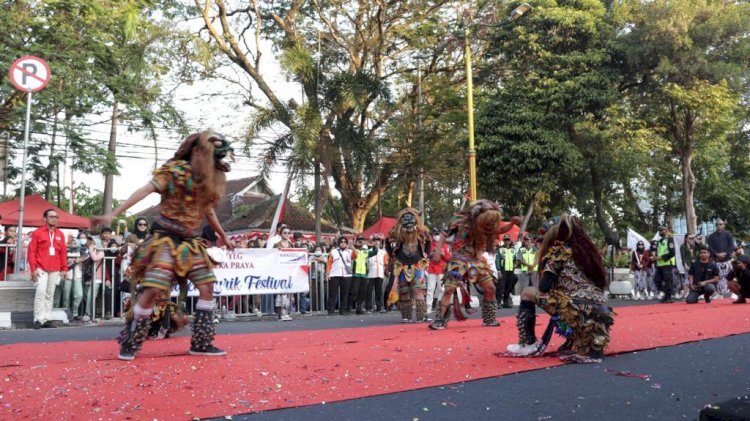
[3,37,301,217]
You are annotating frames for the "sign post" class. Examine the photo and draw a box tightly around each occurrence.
[8,55,51,274]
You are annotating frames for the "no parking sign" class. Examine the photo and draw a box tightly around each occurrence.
[8,55,51,274]
[8,55,51,93]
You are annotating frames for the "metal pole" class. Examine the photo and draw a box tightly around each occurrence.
[465,29,477,202]
[15,91,32,274]
[417,61,425,216]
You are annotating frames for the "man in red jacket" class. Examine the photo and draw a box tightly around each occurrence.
[28,209,68,329]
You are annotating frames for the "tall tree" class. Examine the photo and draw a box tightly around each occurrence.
[613,0,750,234]
[190,0,467,230]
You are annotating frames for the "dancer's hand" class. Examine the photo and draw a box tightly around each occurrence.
[222,234,235,251]
[90,214,113,227]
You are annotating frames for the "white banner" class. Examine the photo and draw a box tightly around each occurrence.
[172,248,310,297]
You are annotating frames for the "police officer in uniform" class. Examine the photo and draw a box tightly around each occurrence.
[495,234,517,308]
[654,226,676,303]
[516,235,537,288]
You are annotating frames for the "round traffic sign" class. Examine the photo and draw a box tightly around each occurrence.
[8,56,51,93]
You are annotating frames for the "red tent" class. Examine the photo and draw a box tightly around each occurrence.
[360,216,397,238]
[0,194,91,229]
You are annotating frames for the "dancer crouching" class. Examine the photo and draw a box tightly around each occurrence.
[92,130,235,361]
[505,213,614,364]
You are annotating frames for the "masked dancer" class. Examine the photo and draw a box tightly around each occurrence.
[505,213,615,364]
[386,208,431,322]
[92,130,235,361]
[429,200,519,330]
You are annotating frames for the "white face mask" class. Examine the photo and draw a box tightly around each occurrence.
[78,239,87,246]
[433,235,440,241]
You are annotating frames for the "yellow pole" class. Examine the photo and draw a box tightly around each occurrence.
[465,28,477,202]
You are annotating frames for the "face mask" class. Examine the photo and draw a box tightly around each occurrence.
[79,239,87,246]
[314,251,322,256]
[433,236,440,241]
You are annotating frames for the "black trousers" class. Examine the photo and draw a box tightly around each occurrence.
[328,276,352,314]
[366,277,384,310]
[653,266,674,297]
[349,277,367,310]
[499,270,518,301]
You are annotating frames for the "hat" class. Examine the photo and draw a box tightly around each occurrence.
[503,234,511,240]
[101,227,113,233]
[737,254,750,265]
[657,225,667,231]
[356,235,365,241]
[523,234,531,240]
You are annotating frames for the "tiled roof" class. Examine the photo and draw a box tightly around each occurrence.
[136,175,271,222]
[224,195,354,234]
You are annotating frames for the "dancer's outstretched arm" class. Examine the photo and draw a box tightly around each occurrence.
[90,183,157,227]
[206,207,234,251]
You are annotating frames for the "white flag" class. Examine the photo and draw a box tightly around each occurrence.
[627,228,649,250]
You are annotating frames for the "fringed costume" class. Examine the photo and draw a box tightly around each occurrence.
[110,131,234,361]
[506,214,615,364]
[386,208,431,322]
[430,200,514,330]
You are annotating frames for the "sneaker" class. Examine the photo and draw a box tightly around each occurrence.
[254,309,263,317]
[705,296,712,304]
[379,309,388,313]
[482,320,500,327]
[733,297,747,304]
[506,342,540,356]
[401,318,412,323]
[633,292,640,300]
[425,316,434,322]
[33,321,43,330]
[42,321,55,328]
[429,320,446,330]
[280,314,293,321]
[189,345,227,356]
[118,344,136,361]
[82,315,91,322]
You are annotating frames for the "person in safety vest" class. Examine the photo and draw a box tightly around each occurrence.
[654,225,677,303]
[517,235,538,288]
[350,234,379,314]
[495,234,518,308]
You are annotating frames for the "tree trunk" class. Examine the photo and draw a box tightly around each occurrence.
[516,195,536,242]
[351,207,369,232]
[681,152,697,234]
[45,112,59,201]
[102,99,119,215]
[589,160,619,246]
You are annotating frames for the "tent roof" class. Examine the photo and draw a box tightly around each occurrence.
[360,217,397,238]
[0,194,91,229]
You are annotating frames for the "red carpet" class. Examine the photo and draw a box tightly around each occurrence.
[1,302,748,420]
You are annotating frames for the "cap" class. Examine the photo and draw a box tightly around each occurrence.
[737,254,750,265]
[523,234,531,240]
[657,225,667,231]
[356,235,365,241]
[432,227,441,235]
[101,227,113,233]
[503,234,511,240]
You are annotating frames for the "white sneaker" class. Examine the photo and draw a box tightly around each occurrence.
[731,293,739,300]
[82,315,91,322]
[506,342,540,356]
[658,292,665,300]
[280,314,293,321]
[634,292,641,300]
[254,309,263,317]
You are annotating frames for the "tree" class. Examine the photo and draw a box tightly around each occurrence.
[190,0,468,231]
[613,0,750,234]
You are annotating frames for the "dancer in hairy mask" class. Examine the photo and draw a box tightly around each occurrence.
[429,200,520,330]
[505,213,615,364]
[386,208,431,322]
[92,130,235,361]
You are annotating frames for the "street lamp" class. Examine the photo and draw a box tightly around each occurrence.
[465,3,532,202]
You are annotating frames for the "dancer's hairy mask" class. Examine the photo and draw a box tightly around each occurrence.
[400,212,417,232]
[470,200,502,236]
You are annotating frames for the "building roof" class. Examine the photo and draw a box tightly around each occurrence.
[223,195,353,234]
[137,175,272,222]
